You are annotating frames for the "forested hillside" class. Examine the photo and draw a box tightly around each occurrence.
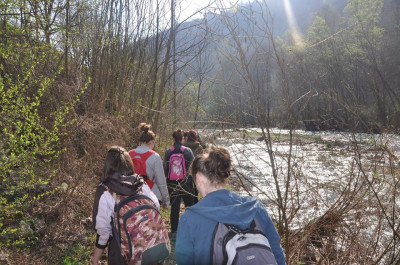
[175,0,399,131]
[0,0,399,264]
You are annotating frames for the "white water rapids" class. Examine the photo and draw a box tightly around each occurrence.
[204,128,399,262]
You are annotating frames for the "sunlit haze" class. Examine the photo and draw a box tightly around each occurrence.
[178,0,248,21]
[283,0,304,49]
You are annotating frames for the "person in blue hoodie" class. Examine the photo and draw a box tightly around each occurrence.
[175,146,286,265]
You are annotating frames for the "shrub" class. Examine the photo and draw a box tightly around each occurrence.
[0,25,87,247]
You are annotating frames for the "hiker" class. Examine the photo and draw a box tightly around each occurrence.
[183,130,204,156]
[197,131,207,149]
[175,146,286,265]
[163,129,195,238]
[183,129,204,204]
[92,146,168,265]
[129,123,170,208]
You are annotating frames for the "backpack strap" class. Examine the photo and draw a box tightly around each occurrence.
[129,149,155,162]
[129,149,156,176]
[225,220,256,234]
[101,183,117,203]
[101,183,111,193]
[169,145,186,152]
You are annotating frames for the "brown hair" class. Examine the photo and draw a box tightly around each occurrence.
[138,123,155,143]
[103,146,134,181]
[172,129,184,142]
[191,146,231,184]
[187,129,197,142]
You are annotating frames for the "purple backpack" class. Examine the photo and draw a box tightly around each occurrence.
[167,146,187,180]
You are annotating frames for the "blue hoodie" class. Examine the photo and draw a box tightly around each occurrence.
[175,189,286,265]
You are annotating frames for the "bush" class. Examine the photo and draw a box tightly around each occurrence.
[0,25,86,248]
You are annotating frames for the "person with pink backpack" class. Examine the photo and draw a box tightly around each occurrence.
[163,129,195,238]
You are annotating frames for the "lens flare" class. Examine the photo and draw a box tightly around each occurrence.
[283,0,304,49]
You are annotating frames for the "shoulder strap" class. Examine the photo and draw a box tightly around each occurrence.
[101,183,117,201]
[130,149,155,160]
[101,183,110,192]
[140,150,156,161]
[129,150,156,176]
[169,145,186,153]
[128,149,136,156]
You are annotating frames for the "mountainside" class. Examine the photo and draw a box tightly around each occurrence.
[173,0,399,130]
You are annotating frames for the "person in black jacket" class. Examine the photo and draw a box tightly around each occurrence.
[163,129,194,238]
[183,129,204,204]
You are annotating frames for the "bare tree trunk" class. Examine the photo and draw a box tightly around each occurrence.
[153,0,174,131]
[65,0,69,78]
[193,80,202,129]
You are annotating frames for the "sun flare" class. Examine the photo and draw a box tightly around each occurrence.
[283,0,304,49]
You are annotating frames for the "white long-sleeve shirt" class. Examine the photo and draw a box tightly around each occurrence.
[94,184,160,247]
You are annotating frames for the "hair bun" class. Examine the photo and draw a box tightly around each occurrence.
[138,123,151,133]
[191,146,231,184]
[208,146,231,178]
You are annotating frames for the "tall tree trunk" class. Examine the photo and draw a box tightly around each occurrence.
[65,0,70,78]
[148,0,160,120]
[193,80,202,129]
[153,0,174,131]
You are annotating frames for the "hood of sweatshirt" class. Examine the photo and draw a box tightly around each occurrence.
[183,141,200,149]
[103,172,143,196]
[186,189,260,229]
[183,141,202,154]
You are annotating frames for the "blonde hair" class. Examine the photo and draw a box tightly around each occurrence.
[138,123,155,143]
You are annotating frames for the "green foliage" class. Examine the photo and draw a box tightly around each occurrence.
[0,24,88,248]
[344,0,384,59]
[306,16,331,45]
[287,0,387,131]
[325,141,333,148]
[59,240,93,265]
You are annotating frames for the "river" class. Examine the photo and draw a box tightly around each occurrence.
[206,128,400,263]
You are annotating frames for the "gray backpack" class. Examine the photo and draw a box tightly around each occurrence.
[210,219,278,265]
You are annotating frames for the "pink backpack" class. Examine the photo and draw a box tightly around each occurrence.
[167,146,187,180]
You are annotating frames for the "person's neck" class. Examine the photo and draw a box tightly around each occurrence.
[203,185,225,197]
[140,143,152,148]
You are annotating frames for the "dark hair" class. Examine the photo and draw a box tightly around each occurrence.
[191,146,231,184]
[187,129,197,142]
[103,146,134,180]
[138,123,155,143]
[172,129,184,142]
